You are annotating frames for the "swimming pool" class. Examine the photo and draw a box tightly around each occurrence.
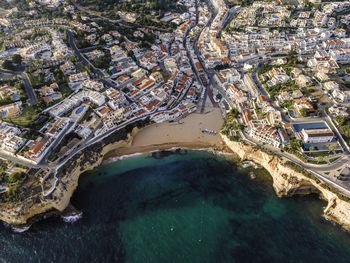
[75,105,86,115]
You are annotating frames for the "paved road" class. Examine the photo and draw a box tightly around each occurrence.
[240,131,350,197]
[184,1,205,100]
[67,30,107,79]
[0,151,39,168]
[22,72,38,105]
[0,68,37,105]
[192,0,219,112]
[251,62,350,154]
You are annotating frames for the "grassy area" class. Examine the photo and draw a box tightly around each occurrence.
[60,84,73,98]
[307,151,334,158]
[0,160,8,177]
[340,64,350,74]
[1,105,39,126]
[257,64,274,76]
[334,115,350,146]
[279,99,293,109]
[329,156,341,163]
[0,97,14,107]
[221,108,243,141]
[27,73,45,88]
[265,80,298,99]
[93,52,112,69]
[0,41,5,51]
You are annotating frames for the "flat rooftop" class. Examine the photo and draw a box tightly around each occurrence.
[303,128,334,137]
[292,121,329,133]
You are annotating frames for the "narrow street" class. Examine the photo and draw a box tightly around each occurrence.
[0,68,37,105]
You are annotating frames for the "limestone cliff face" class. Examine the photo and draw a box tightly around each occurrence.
[222,135,350,231]
[0,129,138,226]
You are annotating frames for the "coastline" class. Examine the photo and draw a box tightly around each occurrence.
[3,108,350,233]
[103,107,226,161]
[0,108,226,228]
[221,135,350,231]
[103,142,224,162]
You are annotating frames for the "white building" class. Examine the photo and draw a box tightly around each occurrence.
[249,125,281,148]
[301,128,334,143]
[50,89,105,117]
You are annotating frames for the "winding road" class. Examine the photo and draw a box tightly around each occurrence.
[0,68,37,105]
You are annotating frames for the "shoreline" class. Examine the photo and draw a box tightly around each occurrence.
[4,142,231,232]
[221,135,350,232]
[103,141,227,162]
[0,108,226,229]
[3,133,350,233]
[3,108,350,233]
[102,107,227,162]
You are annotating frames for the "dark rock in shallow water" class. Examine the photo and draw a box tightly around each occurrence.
[151,150,174,159]
[61,204,82,224]
[5,210,60,233]
[151,149,187,159]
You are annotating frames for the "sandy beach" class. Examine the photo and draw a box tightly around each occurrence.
[42,106,225,223]
[0,105,225,226]
[104,106,225,159]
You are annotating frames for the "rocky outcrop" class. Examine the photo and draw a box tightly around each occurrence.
[0,128,139,227]
[222,135,350,231]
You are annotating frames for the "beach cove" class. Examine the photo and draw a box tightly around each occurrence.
[104,107,224,159]
[2,104,350,236]
[2,150,350,262]
[0,107,226,227]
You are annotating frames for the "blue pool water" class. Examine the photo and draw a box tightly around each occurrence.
[75,105,86,114]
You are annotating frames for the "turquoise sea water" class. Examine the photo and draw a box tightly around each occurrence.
[1,150,350,262]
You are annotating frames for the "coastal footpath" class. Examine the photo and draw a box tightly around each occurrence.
[222,135,350,231]
[0,109,224,227]
[0,129,138,227]
[2,112,350,231]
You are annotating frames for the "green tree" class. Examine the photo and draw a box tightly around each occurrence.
[127,50,136,60]
[280,99,293,109]
[316,156,324,164]
[316,109,322,117]
[335,115,346,126]
[12,54,22,65]
[7,173,22,184]
[2,60,14,70]
[229,108,240,118]
[290,139,303,151]
[309,146,317,152]
[299,108,309,117]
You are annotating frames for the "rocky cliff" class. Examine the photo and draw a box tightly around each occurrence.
[222,135,350,231]
[0,128,138,227]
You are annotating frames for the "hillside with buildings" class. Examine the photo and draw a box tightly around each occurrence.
[0,0,350,232]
